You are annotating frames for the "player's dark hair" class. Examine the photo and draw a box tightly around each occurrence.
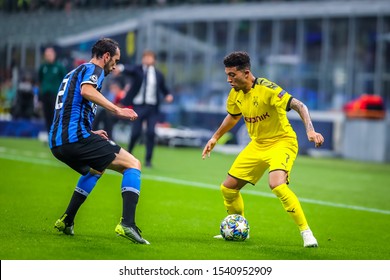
[143,50,156,59]
[223,51,251,71]
[91,38,119,59]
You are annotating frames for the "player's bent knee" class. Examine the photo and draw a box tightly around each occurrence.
[268,170,288,189]
[131,158,142,170]
[121,155,141,170]
[269,178,288,189]
[111,149,141,171]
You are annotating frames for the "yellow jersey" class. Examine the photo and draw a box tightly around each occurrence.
[226,77,297,143]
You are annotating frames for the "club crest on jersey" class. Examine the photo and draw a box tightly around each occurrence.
[90,75,98,83]
[253,96,259,107]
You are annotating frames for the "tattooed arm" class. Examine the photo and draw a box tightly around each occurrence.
[289,98,324,148]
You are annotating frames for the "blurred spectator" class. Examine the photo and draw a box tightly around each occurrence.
[0,79,16,115]
[1,0,271,12]
[118,50,173,167]
[38,46,67,133]
[11,71,36,120]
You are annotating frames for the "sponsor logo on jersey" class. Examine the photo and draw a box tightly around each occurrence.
[244,112,270,123]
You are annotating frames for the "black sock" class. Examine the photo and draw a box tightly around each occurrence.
[64,191,87,225]
[121,191,139,227]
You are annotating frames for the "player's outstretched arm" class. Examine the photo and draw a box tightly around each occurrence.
[289,97,324,148]
[202,114,241,159]
[81,84,138,121]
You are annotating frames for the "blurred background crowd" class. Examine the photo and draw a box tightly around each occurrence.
[0,0,285,12]
[0,0,389,161]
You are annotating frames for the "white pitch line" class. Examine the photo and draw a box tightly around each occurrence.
[1,150,390,215]
[137,173,390,215]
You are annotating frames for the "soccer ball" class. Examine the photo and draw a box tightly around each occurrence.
[220,214,249,241]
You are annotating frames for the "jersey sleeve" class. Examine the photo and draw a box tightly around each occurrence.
[270,84,293,111]
[226,90,242,116]
[80,64,104,89]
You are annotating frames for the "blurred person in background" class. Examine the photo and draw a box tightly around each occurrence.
[0,78,16,116]
[38,46,67,135]
[118,50,173,168]
[11,70,36,120]
[51,38,149,244]
[202,51,324,247]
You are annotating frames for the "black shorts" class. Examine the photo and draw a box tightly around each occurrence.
[51,134,121,175]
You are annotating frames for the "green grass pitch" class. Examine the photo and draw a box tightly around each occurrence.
[0,137,389,260]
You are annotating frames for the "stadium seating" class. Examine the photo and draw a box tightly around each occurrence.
[0,6,142,47]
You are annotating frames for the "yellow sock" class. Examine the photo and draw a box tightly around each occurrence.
[272,183,309,231]
[220,184,245,217]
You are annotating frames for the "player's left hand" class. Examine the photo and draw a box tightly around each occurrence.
[92,130,109,140]
[307,131,324,148]
[202,138,217,159]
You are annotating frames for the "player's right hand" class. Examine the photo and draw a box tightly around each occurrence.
[307,131,324,148]
[117,107,138,121]
[202,138,217,159]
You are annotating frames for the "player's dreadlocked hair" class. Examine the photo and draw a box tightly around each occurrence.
[91,38,119,59]
[223,51,251,71]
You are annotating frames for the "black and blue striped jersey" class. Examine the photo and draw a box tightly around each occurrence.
[49,63,105,148]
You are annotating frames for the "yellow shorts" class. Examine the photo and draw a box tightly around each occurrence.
[228,138,298,185]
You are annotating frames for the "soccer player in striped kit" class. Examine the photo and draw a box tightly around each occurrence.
[202,51,324,247]
[50,38,149,244]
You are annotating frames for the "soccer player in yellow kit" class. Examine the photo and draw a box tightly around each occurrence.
[202,51,324,247]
